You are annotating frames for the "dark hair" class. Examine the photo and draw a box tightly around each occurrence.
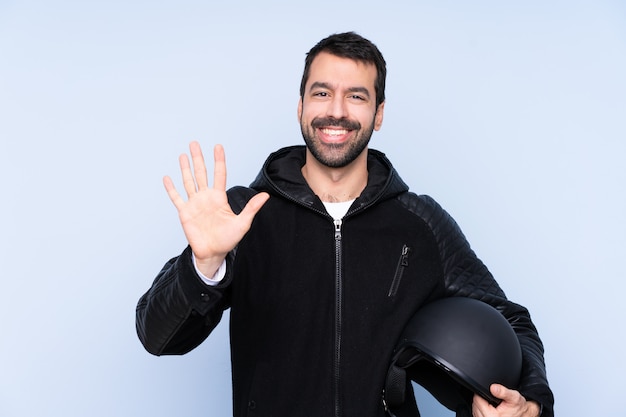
[299,32,387,108]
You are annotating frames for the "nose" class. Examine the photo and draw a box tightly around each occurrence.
[326,95,348,119]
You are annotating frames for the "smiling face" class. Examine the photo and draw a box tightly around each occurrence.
[298,52,385,168]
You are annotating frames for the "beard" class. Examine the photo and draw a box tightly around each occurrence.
[300,115,376,168]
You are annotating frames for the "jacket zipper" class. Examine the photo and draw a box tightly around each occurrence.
[387,245,410,297]
[333,218,343,417]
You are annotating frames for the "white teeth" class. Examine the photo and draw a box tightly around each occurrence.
[321,128,348,136]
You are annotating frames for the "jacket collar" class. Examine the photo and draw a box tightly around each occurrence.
[250,146,409,214]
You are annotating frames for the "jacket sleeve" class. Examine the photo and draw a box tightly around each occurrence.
[401,193,555,417]
[135,186,256,356]
[135,246,233,355]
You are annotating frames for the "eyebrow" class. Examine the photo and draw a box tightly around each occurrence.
[309,81,372,99]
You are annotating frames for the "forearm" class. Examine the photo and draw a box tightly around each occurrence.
[511,311,553,417]
[135,246,231,355]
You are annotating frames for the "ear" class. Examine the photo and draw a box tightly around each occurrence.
[297,97,303,122]
[374,101,385,131]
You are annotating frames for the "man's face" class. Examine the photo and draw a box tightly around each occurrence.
[298,52,385,168]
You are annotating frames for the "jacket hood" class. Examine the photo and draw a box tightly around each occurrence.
[250,145,409,214]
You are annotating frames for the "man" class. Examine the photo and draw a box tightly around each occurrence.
[136,32,554,417]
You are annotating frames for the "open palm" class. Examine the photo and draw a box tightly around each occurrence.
[163,141,269,277]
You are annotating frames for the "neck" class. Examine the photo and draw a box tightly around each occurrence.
[301,148,368,203]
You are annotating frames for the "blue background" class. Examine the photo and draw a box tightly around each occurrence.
[1,1,625,416]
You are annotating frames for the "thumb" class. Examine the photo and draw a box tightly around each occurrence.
[490,384,515,402]
[239,192,270,223]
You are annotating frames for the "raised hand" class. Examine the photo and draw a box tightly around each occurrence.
[163,141,270,277]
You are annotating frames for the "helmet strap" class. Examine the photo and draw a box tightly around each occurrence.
[383,348,426,414]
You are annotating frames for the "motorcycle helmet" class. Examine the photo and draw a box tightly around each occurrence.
[384,297,522,415]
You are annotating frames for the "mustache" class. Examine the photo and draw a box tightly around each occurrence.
[311,117,361,131]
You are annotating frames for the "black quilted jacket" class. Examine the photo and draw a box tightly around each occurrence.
[136,146,554,417]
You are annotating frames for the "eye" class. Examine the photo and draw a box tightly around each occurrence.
[313,91,329,97]
[350,94,365,101]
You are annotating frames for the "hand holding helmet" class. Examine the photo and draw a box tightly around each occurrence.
[384,297,541,417]
[472,384,541,417]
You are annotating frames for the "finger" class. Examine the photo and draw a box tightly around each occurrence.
[163,175,185,210]
[189,141,209,191]
[179,153,197,197]
[472,393,489,417]
[213,144,227,191]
